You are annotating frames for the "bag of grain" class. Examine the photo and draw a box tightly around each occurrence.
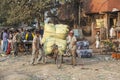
[55,38,67,53]
[55,24,69,39]
[41,32,56,43]
[44,23,55,33]
[55,24,69,34]
[55,33,67,40]
[44,37,56,54]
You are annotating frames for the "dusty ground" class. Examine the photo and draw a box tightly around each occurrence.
[0,54,120,80]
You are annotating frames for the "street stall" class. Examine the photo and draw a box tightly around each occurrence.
[111,27,120,59]
[100,26,120,59]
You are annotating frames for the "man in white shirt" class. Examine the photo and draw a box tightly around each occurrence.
[66,30,77,66]
[110,26,116,39]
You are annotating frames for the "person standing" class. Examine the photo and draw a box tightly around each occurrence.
[6,31,13,55]
[110,26,116,39]
[3,29,8,53]
[25,30,34,41]
[0,29,4,50]
[25,30,34,53]
[20,28,25,40]
[66,30,77,66]
[39,27,44,38]
[12,30,19,56]
[30,30,42,65]
[95,31,100,49]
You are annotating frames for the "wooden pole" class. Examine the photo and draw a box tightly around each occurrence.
[117,31,118,39]
[78,2,81,27]
[117,12,120,39]
[106,13,110,39]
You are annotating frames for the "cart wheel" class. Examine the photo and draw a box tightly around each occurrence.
[56,54,62,69]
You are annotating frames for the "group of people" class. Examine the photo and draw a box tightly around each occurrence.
[0,28,44,57]
[0,25,81,65]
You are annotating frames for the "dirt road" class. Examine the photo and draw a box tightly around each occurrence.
[0,54,120,80]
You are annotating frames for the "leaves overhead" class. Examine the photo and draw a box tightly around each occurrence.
[0,0,51,25]
[0,0,80,26]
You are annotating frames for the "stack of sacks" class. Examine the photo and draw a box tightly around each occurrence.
[55,24,68,39]
[43,38,56,54]
[42,23,56,43]
[42,23,69,54]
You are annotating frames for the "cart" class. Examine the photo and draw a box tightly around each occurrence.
[41,44,77,68]
[40,44,63,69]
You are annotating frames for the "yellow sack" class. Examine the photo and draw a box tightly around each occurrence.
[55,24,69,34]
[44,48,52,54]
[55,38,67,52]
[44,38,56,54]
[41,32,56,44]
[43,32,67,40]
[41,37,46,44]
[55,33,67,40]
[44,32,56,38]
[43,37,67,54]
[44,23,55,33]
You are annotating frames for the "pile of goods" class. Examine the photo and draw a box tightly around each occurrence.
[42,23,69,54]
[111,41,120,59]
[76,41,92,58]
[112,53,120,59]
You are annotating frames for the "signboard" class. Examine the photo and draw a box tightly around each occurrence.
[96,19,104,28]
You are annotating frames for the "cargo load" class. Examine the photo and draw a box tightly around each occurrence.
[43,37,67,54]
[42,24,69,44]
[44,23,55,33]
[42,24,69,54]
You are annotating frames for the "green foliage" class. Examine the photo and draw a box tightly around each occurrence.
[0,0,51,26]
[102,40,117,52]
[0,0,79,26]
[103,40,113,47]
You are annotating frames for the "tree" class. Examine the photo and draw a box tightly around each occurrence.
[0,0,11,25]
[0,0,82,27]
[46,0,80,26]
[0,0,52,26]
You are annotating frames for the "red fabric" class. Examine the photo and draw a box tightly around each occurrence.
[6,42,11,55]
